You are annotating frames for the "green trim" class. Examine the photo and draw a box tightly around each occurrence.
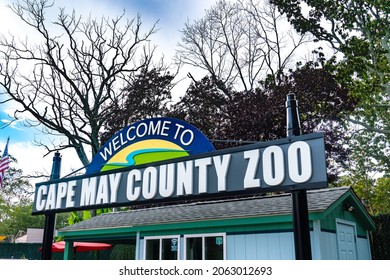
[320,228,367,239]
[320,189,375,231]
[63,241,74,260]
[59,214,295,240]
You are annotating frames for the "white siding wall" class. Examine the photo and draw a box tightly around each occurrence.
[357,234,372,260]
[318,231,372,260]
[138,238,144,260]
[136,228,371,260]
[226,232,295,260]
[319,231,338,259]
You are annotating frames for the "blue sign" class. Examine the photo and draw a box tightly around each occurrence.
[86,117,215,174]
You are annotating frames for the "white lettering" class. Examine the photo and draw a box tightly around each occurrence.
[143,167,158,199]
[136,123,148,138]
[161,120,171,136]
[66,180,76,208]
[99,145,113,161]
[96,175,109,204]
[177,160,193,196]
[159,164,175,197]
[55,182,68,209]
[36,185,47,211]
[244,149,261,188]
[288,141,312,183]
[46,184,57,210]
[263,146,285,186]
[112,135,120,151]
[109,173,122,203]
[119,132,128,146]
[174,123,184,140]
[80,177,97,206]
[213,155,231,191]
[148,120,161,135]
[127,126,136,141]
[195,158,212,193]
[127,170,141,201]
[180,129,194,146]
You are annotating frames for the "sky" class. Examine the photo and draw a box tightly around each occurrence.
[0,0,215,182]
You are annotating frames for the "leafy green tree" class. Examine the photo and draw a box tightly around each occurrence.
[0,201,43,237]
[0,200,69,238]
[269,0,389,88]
[372,177,390,215]
[337,175,390,216]
[0,155,33,205]
[271,0,390,213]
[270,0,389,149]
[335,130,389,215]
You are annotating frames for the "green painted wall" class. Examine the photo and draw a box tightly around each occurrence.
[134,214,295,238]
[320,197,370,237]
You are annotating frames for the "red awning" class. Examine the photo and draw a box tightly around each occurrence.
[39,241,112,253]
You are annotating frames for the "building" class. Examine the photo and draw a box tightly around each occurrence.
[57,186,374,260]
[15,228,45,243]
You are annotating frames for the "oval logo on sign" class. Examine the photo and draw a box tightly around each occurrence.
[86,117,215,174]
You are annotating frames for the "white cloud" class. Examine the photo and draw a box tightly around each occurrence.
[1,138,83,186]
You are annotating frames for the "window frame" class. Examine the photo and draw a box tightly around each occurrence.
[143,235,181,260]
[184,233,226,260]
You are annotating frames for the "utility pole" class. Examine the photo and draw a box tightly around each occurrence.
[41,152,62,260]
[286,93,312,260]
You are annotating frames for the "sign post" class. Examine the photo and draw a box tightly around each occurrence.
[41,152,61,260]
[286,93,312,260]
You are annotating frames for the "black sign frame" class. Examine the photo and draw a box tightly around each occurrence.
[32,133,327,215]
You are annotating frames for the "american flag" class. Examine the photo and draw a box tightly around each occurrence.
[0,138,10,188]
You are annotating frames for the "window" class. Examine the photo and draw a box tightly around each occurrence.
[185,233,225,260]
[144,236,180,260]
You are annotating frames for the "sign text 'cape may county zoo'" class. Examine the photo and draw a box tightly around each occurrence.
[32,131,327,214]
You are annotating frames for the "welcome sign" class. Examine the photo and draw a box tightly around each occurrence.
[32,129,327,214]
[86,117,216,174]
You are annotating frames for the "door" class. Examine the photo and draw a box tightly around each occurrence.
[336,220,357,260]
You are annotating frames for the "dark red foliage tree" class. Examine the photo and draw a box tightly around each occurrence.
[102,63,356,182]
[171,63,357,181]
[100,68,174,144]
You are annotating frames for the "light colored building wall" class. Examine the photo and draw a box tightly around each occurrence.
[226,231,295,260]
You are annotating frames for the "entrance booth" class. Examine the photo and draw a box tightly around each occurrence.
[56,186,374,260]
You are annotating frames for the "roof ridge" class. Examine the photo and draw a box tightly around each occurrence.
[308,186,350,194]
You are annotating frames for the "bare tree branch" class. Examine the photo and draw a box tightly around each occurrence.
[175,0,311,92]
[347,118,390,135]
[0,0,159,166]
